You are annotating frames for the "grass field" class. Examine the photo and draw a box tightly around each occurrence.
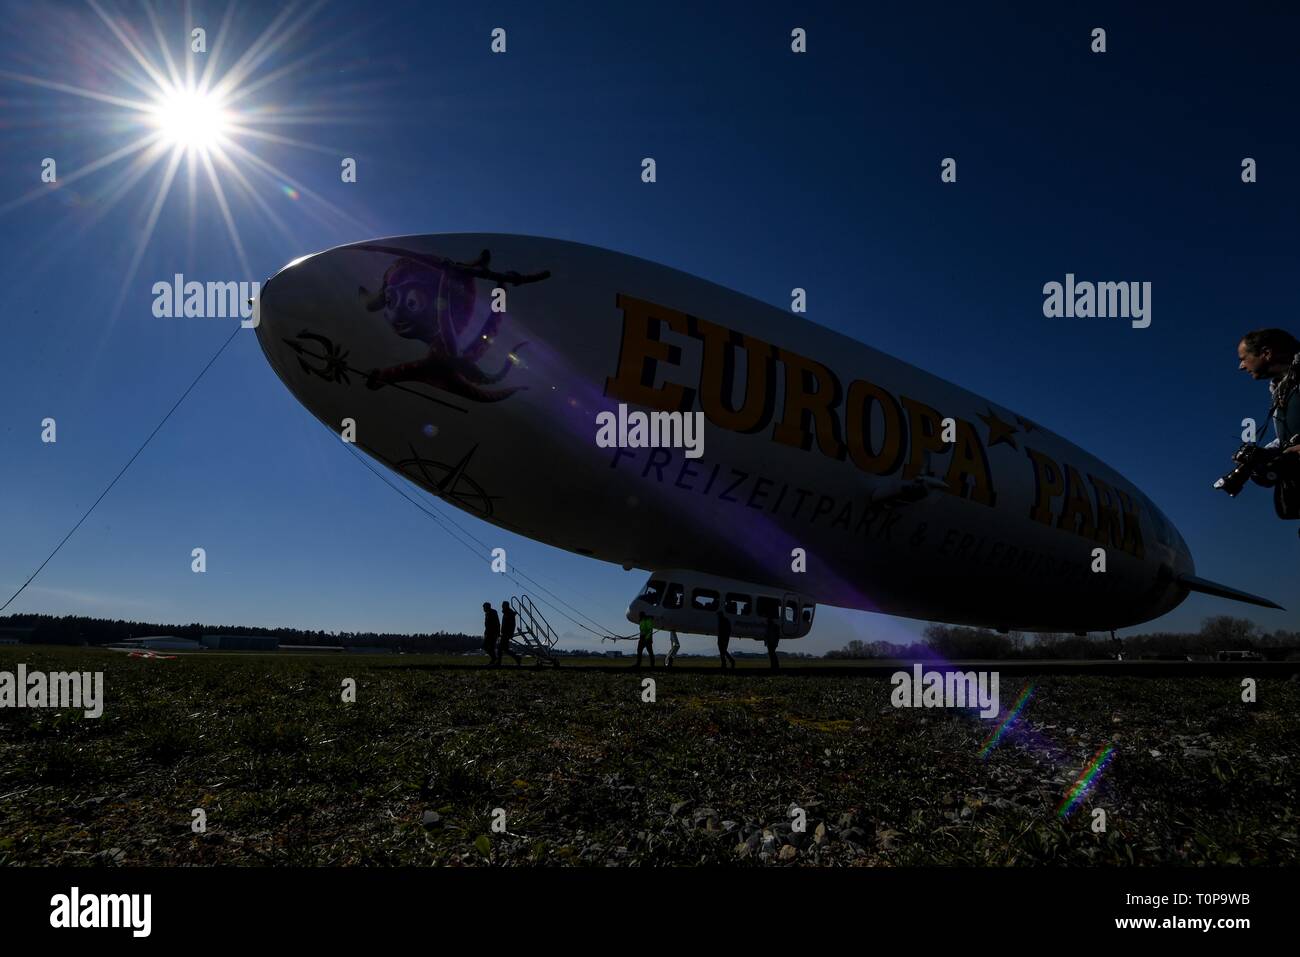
[0,647,1296,866]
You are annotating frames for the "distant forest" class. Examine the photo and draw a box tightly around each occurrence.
[0,613,482,653]
[4,613,1299,660]
[827,616,1300,660]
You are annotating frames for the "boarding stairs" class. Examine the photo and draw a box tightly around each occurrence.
[507,594,561,667]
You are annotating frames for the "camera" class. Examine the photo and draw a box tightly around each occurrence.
[1214,435,1299,496]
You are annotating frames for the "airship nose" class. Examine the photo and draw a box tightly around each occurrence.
[251,246,395,454]
[254,253,322,373]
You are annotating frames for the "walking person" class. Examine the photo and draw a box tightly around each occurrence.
[482,601,501,666]
[716,609,735,670]
[764,614,781,670]
[499,600,522,665]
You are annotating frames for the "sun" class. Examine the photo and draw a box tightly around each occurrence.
[0,1,376,319]
[151,84,230,153]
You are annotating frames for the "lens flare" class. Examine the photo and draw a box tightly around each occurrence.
[1057,744,1116,819]
[979,681,1035,758]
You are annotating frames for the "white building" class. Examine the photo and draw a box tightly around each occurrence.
[117,636,204,651]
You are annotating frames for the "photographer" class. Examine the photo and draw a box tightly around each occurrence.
[1236,328,1300,519]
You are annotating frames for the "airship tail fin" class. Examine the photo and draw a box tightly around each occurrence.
[1178,574,1284,610]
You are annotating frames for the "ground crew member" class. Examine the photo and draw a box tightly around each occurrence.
[635,613,656,668]
[665,628,681,667]
[499,600,521,665]
[717,609,735,670]
[764,615,780,670]
[483,601,500,666]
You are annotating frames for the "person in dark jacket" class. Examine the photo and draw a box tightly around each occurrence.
[1238,328,1300,523]
[1238,329,1300,446]
[483,601,501,666]
[499,601,521,665]
[764,615,781,670]
[716,610,735,670]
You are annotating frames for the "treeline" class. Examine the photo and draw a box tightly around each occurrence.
[827,616,1300,660]
[0,614,482,653]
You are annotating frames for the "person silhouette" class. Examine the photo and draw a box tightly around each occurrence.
[499,601,521,665]
[764,615,780,670]
[717,610,735,670]
[635,613,656,668]
[482,601,501,666]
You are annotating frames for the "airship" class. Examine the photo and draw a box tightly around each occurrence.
[254,234,1280,645]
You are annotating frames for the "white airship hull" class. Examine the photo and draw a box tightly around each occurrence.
[255,233,1205,633]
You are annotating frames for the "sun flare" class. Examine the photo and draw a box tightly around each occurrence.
[151,85,230,152]
[0,1,379,321]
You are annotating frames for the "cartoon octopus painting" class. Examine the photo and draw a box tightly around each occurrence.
[355,244,550,403]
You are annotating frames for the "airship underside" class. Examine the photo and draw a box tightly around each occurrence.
[254,234,1279,638]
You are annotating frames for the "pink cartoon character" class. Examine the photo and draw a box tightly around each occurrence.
[355,245,548,403]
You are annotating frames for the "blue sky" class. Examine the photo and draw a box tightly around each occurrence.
[1,1,1296,654]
